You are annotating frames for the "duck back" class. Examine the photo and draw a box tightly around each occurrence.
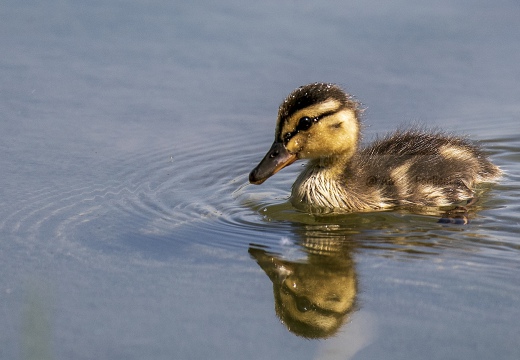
[347,130,501,207]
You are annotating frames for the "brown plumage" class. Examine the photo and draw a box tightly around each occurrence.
[249,83,501,214]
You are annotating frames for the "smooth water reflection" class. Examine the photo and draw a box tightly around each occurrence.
[245,189,520,341]
[249,239,357,339]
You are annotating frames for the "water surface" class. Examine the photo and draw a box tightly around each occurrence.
[1,1,519,359]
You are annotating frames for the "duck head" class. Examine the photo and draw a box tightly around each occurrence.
[249,83,361,184]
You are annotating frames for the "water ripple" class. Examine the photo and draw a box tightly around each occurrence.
[2,120,519,264]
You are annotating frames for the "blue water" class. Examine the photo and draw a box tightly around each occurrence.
[1,1,519,359]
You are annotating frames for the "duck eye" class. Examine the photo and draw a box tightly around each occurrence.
[296,116,313,131]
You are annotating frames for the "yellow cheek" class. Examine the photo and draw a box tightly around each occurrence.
[286,136,303,153]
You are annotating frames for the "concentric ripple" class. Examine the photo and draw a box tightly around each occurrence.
[2,117,519,265]
[0,121,301,264]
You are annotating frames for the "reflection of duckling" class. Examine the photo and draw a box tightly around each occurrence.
[249,83,501,214]
[249,244,356,339]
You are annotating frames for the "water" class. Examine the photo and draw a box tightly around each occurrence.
[1,0,519,359]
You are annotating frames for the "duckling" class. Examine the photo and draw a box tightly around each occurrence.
[249,83,501,214]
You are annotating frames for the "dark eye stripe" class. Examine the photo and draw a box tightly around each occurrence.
[281,109,339,144]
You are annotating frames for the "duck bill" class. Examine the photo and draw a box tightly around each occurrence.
[249,142,297,185]
[248,247,294,282]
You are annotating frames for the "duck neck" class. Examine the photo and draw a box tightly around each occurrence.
[290,155,354,213]
[309,154,352,176]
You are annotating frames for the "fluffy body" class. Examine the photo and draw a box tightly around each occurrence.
[292,130,501,213]
[250,83,501,214]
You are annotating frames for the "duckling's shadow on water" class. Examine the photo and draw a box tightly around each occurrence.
[241,186,498,339]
